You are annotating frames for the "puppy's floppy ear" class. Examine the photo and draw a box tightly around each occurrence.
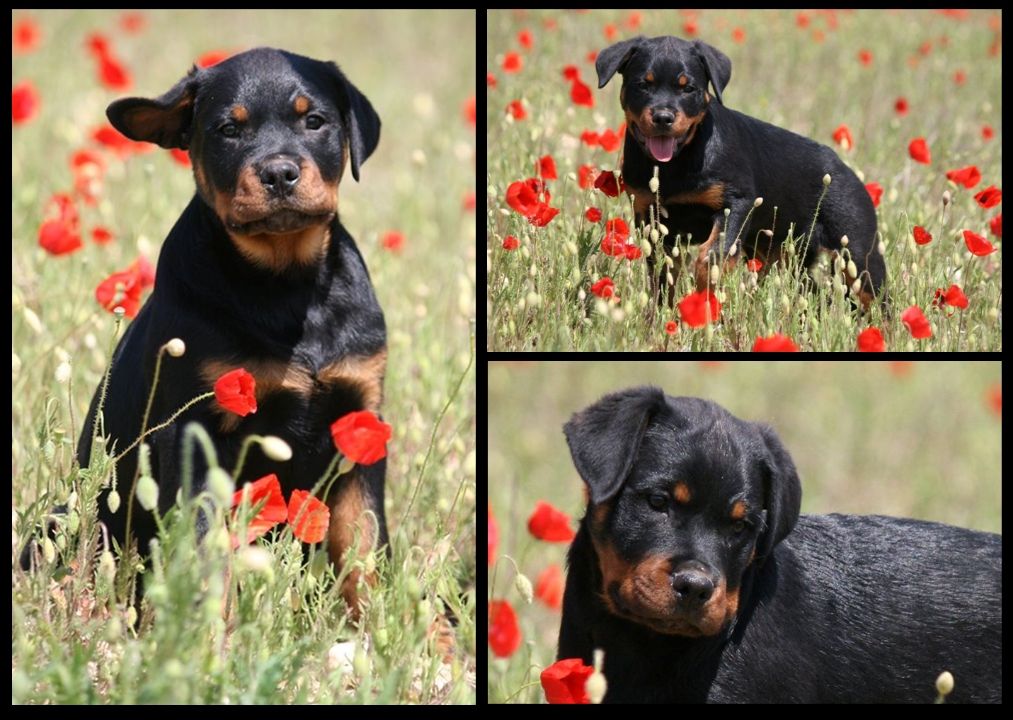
[106,66,201,150]
[595,36,645,88]
[691,39,732,104]
[755,425,802,560]
[328,64,381,182]
[563,386,666,504]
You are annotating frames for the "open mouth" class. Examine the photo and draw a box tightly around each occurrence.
[630,123,679,163]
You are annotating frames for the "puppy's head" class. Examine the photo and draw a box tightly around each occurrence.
[106,48,380,272]
[563,386,800,637]
[594,36,731,163]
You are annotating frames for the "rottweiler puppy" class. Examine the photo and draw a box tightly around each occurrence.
[560,387,1001,703]
[79,48,387,609]
[596,36,885,309]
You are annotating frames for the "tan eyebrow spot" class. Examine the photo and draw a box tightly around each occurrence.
[730,500,748,520]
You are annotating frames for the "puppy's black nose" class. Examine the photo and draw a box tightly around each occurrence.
[672,569,714,606]
[259,157,301,196]
[651,109,675,127]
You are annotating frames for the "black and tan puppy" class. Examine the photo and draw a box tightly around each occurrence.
[596,36,885,309]
[560,387,1001,703]
[79,48,387,609]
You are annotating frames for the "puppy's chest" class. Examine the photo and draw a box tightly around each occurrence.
[201,350,385,434]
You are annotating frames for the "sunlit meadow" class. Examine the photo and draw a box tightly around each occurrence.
[487,10,1002,351]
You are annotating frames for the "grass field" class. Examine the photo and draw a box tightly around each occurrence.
[487,10,1002,351]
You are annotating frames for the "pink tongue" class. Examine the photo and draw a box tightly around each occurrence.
[647,136,676,162]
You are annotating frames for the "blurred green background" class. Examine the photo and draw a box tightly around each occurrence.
[490,361,1001,528]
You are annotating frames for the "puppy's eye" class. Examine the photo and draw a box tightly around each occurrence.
[731,520,746,533]
[647,492,669,511]
[219,122,240,138]
[305,114,325,130]
[683,84,696,93]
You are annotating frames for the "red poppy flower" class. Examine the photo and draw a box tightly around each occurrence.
[95,268,144,318]
[577,164,598,188]
[590,277,616,300]
[974,185,1001,209]
[94,257,152,318]
[506,99,526,120]
[528,501,575,542]
[197,50,232,68]
[380,230,405,253]
[13,19,40,53]
[37,193,81,256]
[912,226,933,245]
[215,368,257,416]
[678,290,721,328]
[12,81,39,124]
[535,564,564,609]
[505,178,557,226]
[945,165,981,189]
[541,658,593,704]
[71,149,105,179]
[287,490,330,544]
[598,128,622,152]
[489,600,522,658]
[97,52,131,90]
[502,52,522,73]
[908,137,931,164]
[505,179,540,216]
[751,334,799,352]
[988,214,1001,238]
[91,227,114,245]
[600,218,632,257]
[538,155,557,180]
[330,410,392,465]
[570,77,593,107]
[934,284,969,310]
[231,473,287,546]
[832,125,853,152]
[865,182,883,207]
[857,327,886,352]
[962,230,996,256]
[594,170,620,197]
[986,387,1001,418]
[901,306,932,340]
[528,203,560,227]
